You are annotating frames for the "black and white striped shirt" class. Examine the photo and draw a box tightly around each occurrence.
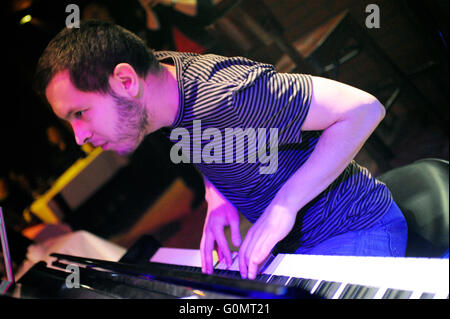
[155,51,393,252]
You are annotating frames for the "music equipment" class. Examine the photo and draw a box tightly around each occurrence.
[150,247,449,299]
[14,246,448,299]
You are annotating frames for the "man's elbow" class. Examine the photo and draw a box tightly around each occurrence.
[356,95,386,125]
[370,97,386,123]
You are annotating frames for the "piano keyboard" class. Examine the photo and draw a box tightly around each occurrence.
[150,248,449,299]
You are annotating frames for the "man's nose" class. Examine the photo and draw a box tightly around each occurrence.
[72,123,91,145]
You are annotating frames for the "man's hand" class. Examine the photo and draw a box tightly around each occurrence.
[200,185,242,275]
[238,203,296,280]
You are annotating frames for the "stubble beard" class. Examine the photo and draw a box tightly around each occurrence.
[110,92,149,155]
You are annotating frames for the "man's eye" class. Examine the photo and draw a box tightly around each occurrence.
[74,111,84,119]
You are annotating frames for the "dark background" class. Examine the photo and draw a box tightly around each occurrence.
[0,0,448,248]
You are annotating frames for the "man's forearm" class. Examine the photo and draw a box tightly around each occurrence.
[271,102,385,213]
[203,175,230,211]
[203,174,213,202]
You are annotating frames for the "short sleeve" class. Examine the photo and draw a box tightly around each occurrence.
[232,71,313,145]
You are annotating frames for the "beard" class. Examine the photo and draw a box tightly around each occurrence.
[110,92,149,155]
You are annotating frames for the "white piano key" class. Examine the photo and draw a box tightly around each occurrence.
[433,291,449,299]
[215,251,239,270]
[409,290,424,299]
[331,281,349,299]
[284,276,293,285]
[150,248,218,268]
[373,287,388,299]
[309,280,322,294]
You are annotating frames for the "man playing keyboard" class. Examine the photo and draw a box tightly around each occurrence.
[34,20,407,281]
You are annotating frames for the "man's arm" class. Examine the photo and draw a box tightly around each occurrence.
[275,76,385,210]
[239,76,386,279]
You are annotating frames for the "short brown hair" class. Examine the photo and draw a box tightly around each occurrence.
[34,20,161,99]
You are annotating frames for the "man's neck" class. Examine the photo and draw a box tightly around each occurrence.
[144,63,179,133]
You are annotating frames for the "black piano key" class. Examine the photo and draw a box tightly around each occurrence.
[382,288,413,299]
[354,286,379,299]
[213,269,241,278]
[267,275,290,285]
[213,269,225,276]
[286,277,305,287]
[420,292,435,299]
[222,270,241,278]
[339,284,361,299]
[293,278,318,292]
[302,279,319,292]
[164,264,202,273]
[187,266,201,273]
[314,281,341,299]
[339,284,378,299]
[255,274,271,282]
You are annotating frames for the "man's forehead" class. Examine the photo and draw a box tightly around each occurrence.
[45,70,78,117]
[46,69,72,93]
[45,70,102,119]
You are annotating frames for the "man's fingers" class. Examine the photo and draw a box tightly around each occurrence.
[213,226,232,268]
[248,233,278,279]
[216,245,223,264]
[200,231,215,274]
[239,229,277,280]
[229,214,242,248]
[246,235,274,280]
[243,229,264,280]
[238,227,255,279]
[200,205,242,275]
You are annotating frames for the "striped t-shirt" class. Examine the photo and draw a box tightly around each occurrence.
[155,51,393,252]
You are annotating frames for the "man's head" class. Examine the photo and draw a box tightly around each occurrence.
[35,20,162,155]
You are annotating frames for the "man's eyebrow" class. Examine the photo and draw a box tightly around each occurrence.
[63,109,74,120]
[63,107,82,120]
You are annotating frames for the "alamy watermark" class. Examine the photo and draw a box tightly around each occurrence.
[65,4,80,28]
[169,120,279,175]
[365,4,380,29]
[65,264,80,288]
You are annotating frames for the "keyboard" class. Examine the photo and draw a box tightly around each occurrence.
[150,248,449,299]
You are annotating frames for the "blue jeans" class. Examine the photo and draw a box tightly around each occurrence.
[295,202,408,257]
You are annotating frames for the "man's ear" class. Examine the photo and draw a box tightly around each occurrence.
[109,63,140,98]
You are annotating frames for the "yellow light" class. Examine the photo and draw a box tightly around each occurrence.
[192,289,206,296]
[20,15,32,24]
